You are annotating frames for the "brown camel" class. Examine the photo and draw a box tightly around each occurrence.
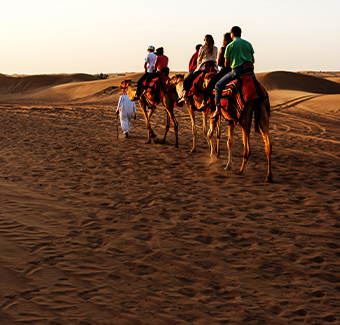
[171,74,221,155]
[120,78,179,147]
[208,99,273,183]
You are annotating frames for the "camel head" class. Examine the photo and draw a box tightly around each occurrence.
[171,74,185,97]
[119,79,132,90]
[203,72,216,88]
[119,79,136,100]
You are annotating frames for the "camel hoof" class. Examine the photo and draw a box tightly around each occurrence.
[264,176,274,183]
[224,166,234,171]
[146,140,151,144]
[161,139,165,144]
[234,170,243,175]
[151,133,157,138]
[210,157,218,165]
[175,143,178,148]
[190,148,196,154]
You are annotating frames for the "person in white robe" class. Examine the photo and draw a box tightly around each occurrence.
[116,89,137,138]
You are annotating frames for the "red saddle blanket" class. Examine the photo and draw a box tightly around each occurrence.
[187,72,206,98]
[142,75,174,107]
[214,74,270,121]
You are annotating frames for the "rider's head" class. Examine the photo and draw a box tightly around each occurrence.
[155,47,164,55]
[147,45,155,52]
[223,32,233,47]
[231,26,242,37]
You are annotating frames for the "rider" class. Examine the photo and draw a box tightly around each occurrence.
[143,47,169,93]
[182,44,202,93]
[135,45,157,99]
[211,26,255,118]
[198,32,232,112]
[179,34,218,102]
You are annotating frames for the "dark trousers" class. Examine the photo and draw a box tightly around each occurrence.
[183,70,203,92]
[144,71,161,89]
[203,67,231,107]
[137,72,152,96]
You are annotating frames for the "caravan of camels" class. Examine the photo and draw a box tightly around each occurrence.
[120,28,273,183]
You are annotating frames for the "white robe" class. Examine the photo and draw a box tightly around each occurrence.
[116,94,136,134]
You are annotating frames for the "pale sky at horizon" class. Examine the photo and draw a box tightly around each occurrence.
[1,0,339,75]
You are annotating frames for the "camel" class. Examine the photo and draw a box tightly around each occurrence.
[120,78,179,147]
[208,98,273,183]
[171,74,221,155]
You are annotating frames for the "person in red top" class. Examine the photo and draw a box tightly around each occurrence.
[189,44,202,72]
[144,47,169,91]
[183,44,202,91]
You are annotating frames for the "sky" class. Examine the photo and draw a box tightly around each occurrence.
[1,0,340,75]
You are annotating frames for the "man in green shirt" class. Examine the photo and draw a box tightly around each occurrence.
[212,26,255,118]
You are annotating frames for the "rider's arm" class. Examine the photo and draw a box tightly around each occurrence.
[224,57,231,69]
[154,58,159,72]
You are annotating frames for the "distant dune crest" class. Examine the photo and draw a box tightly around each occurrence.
[257,71,340,94]
[0,71,339,103]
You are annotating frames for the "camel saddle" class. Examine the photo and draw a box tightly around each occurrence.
[142,68,175,107]
[215,74,270,121]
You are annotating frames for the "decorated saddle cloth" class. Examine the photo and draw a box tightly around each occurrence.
[142,74,174,107]
[187,70,217,99]
[187,72,205,98]
[142,67,175,107]
[216,71,270,121]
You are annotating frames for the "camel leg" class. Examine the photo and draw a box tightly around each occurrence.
[163,108,179,148]
[161,112,170,144]
[139,100,152,143]
[208,118,218,164]
[258,103,273,182]
[236,126,251,175]
[187,106,197,153]
[216,115,221,158]
[148,107,156,138]
[235,103,252,175]
[225,121,235,171]
[140,98,156,143]
[263,132,273,182]
[202,111,210,149]
[162,94,179,148]
[169,109,179,148]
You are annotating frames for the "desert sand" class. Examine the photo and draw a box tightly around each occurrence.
[0,70,339,324]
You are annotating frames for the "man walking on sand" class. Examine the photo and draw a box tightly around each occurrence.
[116,88,137,138]
[212,26,255,118]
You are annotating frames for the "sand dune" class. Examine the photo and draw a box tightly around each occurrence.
[0,70,339,324]
[0,73,98,94]
[257,70,340,93]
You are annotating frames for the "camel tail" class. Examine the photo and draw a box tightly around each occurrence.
[253,100,261,135]
[254,99,270,136]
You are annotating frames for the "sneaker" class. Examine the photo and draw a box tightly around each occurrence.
[211,106,221,119]
[178,91,187,103]
[197,100,207,112]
